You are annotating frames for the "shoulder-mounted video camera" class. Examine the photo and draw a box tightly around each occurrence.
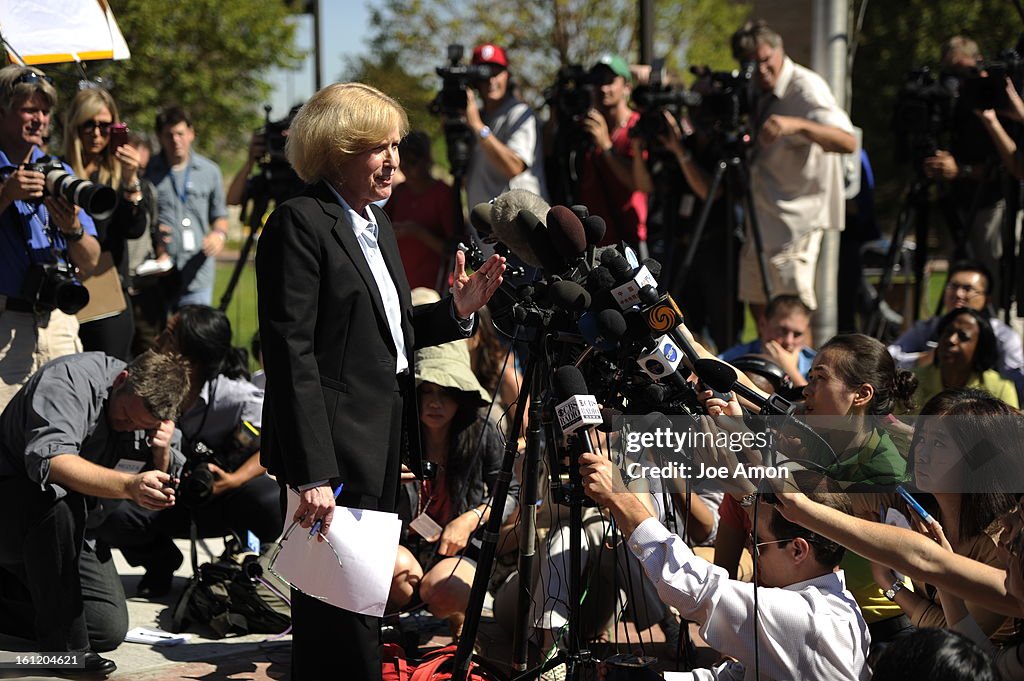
[546,64,596,124]
[429,44,494,118]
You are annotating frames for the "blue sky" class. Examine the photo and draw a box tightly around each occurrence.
[265,2,371,121]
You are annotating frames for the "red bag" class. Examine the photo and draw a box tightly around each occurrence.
[382,642,412,681]
[410,644,504,681]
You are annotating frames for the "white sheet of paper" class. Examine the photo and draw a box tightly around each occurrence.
[274,488,401,617]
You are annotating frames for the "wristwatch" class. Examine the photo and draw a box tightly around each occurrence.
[883,579,905,601]
[738,492,758,508]
[62,225,85,242]
[478,125,491,140]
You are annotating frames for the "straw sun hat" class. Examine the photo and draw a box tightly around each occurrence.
[415,340,492,407]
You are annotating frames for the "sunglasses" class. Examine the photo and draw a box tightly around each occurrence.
[12,70,54,88]
[79,120,112,136]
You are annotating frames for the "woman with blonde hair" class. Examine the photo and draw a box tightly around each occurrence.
[256,82,505,681]
[63,87,152,359]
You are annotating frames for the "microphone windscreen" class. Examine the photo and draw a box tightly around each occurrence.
[586,266,616,294]
[579,313,615,352]
[583,215,607,246]
[694,358,738,393]
[522,212,568,273]
[596,309,627,340]
[553,364,590,400]
[642,258,662,282]
[546,205,587,259]
[570,205,590,220]
[604,250,633,284]
[469,203,493,237]
[549,280,591,311]
[490,189,550,267]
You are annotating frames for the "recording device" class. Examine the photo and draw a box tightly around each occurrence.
[108,122,129,151]
[430,44,492,176]
[177,441,220,509]
[891,67,956,165]
[693,358,795,417]
[251,104,304,204]
[545,64,595,124]
[19,260,89,315]
[629,59,701,145]
[19,155,116,221]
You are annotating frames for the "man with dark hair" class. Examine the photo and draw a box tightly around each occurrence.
[731,20,856,318]
[579,454,869,680]
[0,64,100,412]
[888,260,1024,400]
[0,350,189,675]
[145,105,228,308]
[720,294,816,387]
[575,54,651,249]
[464,43,547,209]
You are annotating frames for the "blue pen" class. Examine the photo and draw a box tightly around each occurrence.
[896,485,934,523]
[309,483,344,538]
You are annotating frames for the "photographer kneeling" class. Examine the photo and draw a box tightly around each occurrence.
[0,350,189,676]
[94,306,283,598]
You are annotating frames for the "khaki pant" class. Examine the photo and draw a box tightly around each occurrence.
[0,296,82,413]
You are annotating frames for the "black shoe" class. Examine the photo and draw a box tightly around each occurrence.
[59,651,117,678]
[136,541,183,598]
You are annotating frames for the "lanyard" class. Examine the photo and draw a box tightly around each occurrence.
[168,160,191,207]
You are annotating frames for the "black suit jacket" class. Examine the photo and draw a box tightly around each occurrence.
[255,180,467,499]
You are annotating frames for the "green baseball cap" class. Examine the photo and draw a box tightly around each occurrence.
[592,53,631,81]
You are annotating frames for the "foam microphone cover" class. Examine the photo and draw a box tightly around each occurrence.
[642,258,662,283]
[586,266,616,295]
[469,202,494,237]
[546,205,588,260]
[521,211,568,273]
[570,205,590,220]
[579,313,614,351]
[583,215,607,246]
[549,280,591,311]
[553,364,590,400]
[490,189,551,267]
[596,308,627,341]
[694,358,739,393]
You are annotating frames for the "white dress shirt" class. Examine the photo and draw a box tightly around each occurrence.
[628,517,870,680]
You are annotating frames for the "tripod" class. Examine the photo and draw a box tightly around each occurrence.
[452,319,600,681]
[672,140,772,345]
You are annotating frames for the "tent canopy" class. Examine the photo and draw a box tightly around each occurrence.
[0,0,129,65]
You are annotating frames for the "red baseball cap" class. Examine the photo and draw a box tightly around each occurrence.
[472,44,508,68]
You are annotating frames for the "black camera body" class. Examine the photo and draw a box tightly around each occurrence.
[546,64,596,124]
[629,83,702,143]
[251,104,304,204]
[23,155,116,221]
[177,441,220,509]
[429,44,490,177]
[20,260,89,314]
[891,67,956,165]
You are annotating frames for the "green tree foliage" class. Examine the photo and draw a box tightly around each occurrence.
[45,0,302,161]
[851,0,1021,208]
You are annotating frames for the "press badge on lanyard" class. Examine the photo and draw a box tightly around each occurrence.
[170,166,197,253]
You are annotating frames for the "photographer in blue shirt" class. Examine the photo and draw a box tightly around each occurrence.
[0,65,99,413]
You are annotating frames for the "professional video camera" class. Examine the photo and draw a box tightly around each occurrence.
[688,63,756,138]
[629,70,701,146]
[251,104,304,204]
[959,38,1024,112]
[430,44,493,177]
[21,155,116,221]
[546,64,596,124]
[891,67,956,166]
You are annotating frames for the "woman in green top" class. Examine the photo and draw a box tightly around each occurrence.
[912,308,1019,410]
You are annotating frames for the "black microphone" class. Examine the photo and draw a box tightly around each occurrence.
[548,280,591,311]
[570,204,589,221]
[469,202,493,238]
[487,189,551,267]
[519,210,569,274]
[605,251,659,310]
[693,358,795,416]
[579,308,627,352]
[583,215,607,247]
[552,365,603,456]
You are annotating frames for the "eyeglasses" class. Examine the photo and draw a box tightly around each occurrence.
[12,70,54,88]
[748,533,792,558]
[79,120,112,136]
[266,518,345,602]
[945,282,986,298]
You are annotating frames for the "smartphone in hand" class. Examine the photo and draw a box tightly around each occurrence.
[109,122,129,151]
